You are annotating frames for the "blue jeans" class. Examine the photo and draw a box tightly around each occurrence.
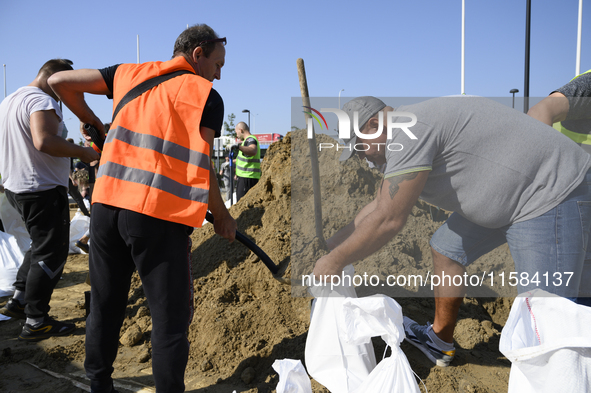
[430,170,591,300]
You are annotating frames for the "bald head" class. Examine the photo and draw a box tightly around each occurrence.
[236,121,250,140]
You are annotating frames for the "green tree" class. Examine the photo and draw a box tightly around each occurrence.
[223,113,237,139]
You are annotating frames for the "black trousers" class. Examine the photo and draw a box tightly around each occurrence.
[236,176,259,202]
[85,203,194,393]
[5,187,70,318]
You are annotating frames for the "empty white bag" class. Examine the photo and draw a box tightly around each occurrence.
[305,265,377,393]
[272,359,312,393]
[0,230,24,298]
[499,289,591,393]
[0,193,30,253]
[341,295,421,393]
[69,210,90,254]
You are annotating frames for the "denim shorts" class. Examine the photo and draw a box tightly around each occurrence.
[430,169,591,298]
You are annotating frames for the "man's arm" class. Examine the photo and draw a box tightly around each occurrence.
[30,110,100,163]
[527,92,570,126]
[313,170,429,277]
[238,138,258,157]
[47,69,110,138]
[201,127,236,242]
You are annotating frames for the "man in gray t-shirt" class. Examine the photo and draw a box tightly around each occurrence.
[313,96,591,367]
[0,59,99,342]
[219,155,234,202]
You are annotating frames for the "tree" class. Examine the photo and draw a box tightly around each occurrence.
[223,113,237,139]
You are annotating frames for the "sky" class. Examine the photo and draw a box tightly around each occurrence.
[1,0,590,143]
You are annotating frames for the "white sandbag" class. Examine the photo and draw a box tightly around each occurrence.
[341,295,421,393]
[272,359,312,393]
[0,193,30,253]
[69,210,90,254]
[499,289,591,393]
[305,265,377,393]
[0,230,24,298]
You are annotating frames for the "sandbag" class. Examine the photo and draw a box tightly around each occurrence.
[341,295,421,393]
[69,209,90,254]
[0,230,24,298]
[272,359,312,393]
[0,193,30,253]
[499,289,591,392]
[305,265,377,393]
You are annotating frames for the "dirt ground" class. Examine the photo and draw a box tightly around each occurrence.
[0,131,517,392]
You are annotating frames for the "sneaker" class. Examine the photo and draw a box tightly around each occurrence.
[403,316,455,367]
[18,316,76,342]
[0,298,26,319]
[76,240,90,254]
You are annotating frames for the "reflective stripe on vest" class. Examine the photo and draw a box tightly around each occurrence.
[92,57,213,227]
[554,69,591,146]
[106,126,211,171]
[97,162,209,203]
[236,135,261,179]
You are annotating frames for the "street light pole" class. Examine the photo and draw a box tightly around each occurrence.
[242,109,250,129]
[524,0,531,113]
[510,88,519,109]
[338,88,344,109]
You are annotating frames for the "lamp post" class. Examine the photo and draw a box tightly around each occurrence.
[338,88,344,109]
[510,88,519,109]
[242,109,250,129]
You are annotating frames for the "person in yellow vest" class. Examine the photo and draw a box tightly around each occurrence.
[232,121,261,202]
[528,69,591,153]
[48,24,236,393]
[528,70,591,307]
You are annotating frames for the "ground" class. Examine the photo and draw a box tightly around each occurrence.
[0,131,516,392]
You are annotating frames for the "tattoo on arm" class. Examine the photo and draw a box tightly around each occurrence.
[386,172,419,199]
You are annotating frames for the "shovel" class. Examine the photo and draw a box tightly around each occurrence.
[205,211,281,277]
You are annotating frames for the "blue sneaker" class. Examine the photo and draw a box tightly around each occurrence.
[403,316,455,367]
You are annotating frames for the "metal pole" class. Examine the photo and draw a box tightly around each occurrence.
[242,109,250,129]
[229,150,234,206]
[216,138,221,173]
[576,0,583,76]
[510,88,519,109]
[524,0,531,113]
[461,0,465,94]
[137,35,140,64]
[338,89,344,109]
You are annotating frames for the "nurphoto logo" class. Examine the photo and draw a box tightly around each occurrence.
[304,106,418,153]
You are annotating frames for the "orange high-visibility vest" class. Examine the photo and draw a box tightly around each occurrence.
[92,56,213,227]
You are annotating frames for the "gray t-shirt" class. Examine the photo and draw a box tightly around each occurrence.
[384,97,591,228]
[220,161,232,180]
[0,86,69,193]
